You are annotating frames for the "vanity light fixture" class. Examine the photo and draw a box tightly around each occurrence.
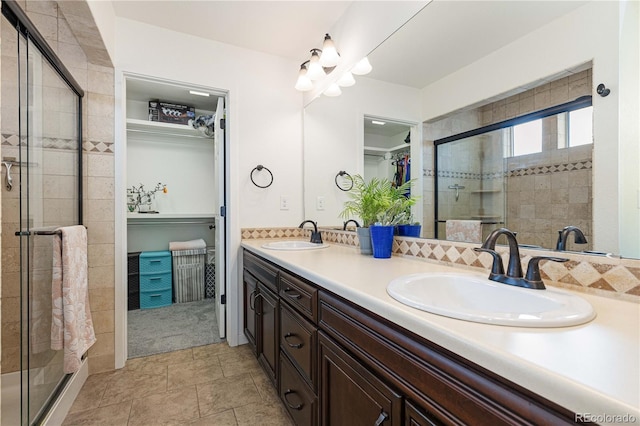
[319,34,340,67]
[189,90,210,97]
[323,83,342,97]
[295,34,373,96]
[307,49,326,81]
[337,71,355,87]
[371,120,386,125]
[295,61,314,91]
[351,57,372,75]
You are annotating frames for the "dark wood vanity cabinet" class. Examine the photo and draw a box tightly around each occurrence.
[242,251,279,385]
[242,249,577,426]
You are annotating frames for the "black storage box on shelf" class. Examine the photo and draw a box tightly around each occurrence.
[148,100,195,125]
[127,252,141,310]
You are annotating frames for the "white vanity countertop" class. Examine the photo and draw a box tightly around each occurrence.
[242,239,640,424]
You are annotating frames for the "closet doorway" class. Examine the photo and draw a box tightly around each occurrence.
[122,75,227,359]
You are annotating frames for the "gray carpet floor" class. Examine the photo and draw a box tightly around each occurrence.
[127,298,222,358]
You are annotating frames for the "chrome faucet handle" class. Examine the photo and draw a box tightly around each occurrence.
[473,247,504,278]
[524,256,569,289]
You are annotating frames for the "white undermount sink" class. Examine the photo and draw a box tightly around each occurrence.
[387,272,596,327]
[261,240,329,250]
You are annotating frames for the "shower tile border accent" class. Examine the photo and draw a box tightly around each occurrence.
[2,133,113,153]
[242,227,640,303]
[423,159,593,180]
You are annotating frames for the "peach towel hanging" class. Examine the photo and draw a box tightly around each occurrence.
[51,225,96,374]
[445,220,483,243]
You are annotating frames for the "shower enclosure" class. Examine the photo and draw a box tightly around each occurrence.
[1,2,83,424]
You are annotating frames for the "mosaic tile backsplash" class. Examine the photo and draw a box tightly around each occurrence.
[242,227,640,303]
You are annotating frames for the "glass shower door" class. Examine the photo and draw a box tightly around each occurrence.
[15,20,81,426]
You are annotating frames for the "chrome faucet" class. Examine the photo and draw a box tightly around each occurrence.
[299,220,323,244]
[474,227,568,290]
[555,226,588,251]
[342,219,361,230]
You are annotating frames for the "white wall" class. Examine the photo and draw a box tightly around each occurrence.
[304,77,421,225]
[419,1,627,255]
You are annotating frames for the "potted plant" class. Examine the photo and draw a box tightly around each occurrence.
[396,211,422,237]
[339,175,416,256]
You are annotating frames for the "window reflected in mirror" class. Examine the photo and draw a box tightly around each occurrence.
[429,68,594,252]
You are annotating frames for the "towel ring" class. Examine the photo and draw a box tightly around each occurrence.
[335,171,353,191]
[250,165,273,188]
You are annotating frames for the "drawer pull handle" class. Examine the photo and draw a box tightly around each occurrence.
[284,332,303,349]
[283,288,302,299]
[249,290,257,311]
[374,411,389,426]
[149,260,161,263]
[254,293,263,316]
[149,294,162,298]
[149,277,162,280]
[283,389,304,410]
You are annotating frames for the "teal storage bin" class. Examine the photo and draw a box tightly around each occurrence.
[139,251,172,309]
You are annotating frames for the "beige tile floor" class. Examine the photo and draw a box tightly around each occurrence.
[63,343,293,425]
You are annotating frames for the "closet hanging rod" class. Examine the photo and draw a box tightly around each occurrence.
[127,220,216,226]
[126,128,212,139]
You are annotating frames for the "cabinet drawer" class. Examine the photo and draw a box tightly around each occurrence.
[280,302,316,389]
[280,353,318,426]
[139,273,172,291]
[139,251,172,274]
[244,250,278,292]
[140,288,172,309]
[279,270,318,323]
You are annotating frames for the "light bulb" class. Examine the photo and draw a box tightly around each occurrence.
[351,57,372,75]
[337,71,355,87]
[307,49,326,81]
[323,83,342,97]
[295,64,313,91]
[319,34,339,67]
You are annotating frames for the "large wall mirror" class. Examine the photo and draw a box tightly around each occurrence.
[303,0,639,258]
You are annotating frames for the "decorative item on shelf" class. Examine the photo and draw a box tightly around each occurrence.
[339,175,416,256]
[294,33,372,96]
[335,170,354,191]
[189,114,215,137]
[250,165,273,188]
[127,182,167,213]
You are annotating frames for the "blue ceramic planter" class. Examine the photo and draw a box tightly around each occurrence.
[397,224,422,237]
[370,225,395,258]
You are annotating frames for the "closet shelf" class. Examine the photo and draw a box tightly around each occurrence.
[127,213,217,227]
[126,118,212,139]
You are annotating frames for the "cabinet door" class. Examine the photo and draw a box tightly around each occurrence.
[257,282,279,385]
[319,332,401,426]
[242,270,258,354]
[405,400,440,426]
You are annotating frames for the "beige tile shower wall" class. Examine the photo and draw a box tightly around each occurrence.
[0,1,115,375]
[479,69,594,251]
[242,228,640,302]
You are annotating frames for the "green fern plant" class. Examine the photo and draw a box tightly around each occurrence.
[339,175,417,227]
